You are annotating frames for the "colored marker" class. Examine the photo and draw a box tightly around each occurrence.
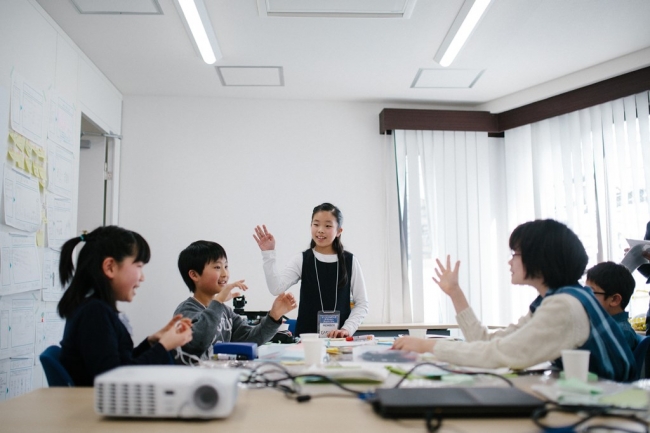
[346,334,375,341]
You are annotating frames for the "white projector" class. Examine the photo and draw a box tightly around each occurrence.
[94,365,241,419]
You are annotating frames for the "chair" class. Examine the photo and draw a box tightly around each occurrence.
[633,336,650,380]
[285,319,297,335]
[39,345,74,387]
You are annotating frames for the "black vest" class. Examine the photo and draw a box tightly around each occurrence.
[295,249,353,336]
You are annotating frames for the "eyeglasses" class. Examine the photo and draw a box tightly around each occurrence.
[591,291,607,297]
[510,251,521,258]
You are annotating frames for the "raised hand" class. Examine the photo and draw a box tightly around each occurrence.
[433,255,469,313]
[433,255,461,296]
[269,292,297,321]
[253,225,276,251]
[214,279,248,304]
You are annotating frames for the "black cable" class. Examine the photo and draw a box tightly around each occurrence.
[531,403,649,433]
[239,361,371,402]
[391,361,515,389]
[424,411,443,433]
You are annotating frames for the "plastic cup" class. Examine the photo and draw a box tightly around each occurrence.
[408,328,427,339]
[561,349,590,382]
[300,333,319,340]
[303,338,324,366]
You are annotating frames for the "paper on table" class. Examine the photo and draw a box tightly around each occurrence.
[620,239,650,272]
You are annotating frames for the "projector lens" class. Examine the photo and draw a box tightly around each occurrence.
[193,385,219,411]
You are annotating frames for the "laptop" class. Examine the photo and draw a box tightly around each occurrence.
[372,386,546,418]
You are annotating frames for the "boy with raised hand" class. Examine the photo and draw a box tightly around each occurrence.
[174,240,296,360]
[586,261,639,351]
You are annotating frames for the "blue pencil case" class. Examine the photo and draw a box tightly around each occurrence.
[213,342,258,360]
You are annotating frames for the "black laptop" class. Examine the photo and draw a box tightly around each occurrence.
[372,386,545,418]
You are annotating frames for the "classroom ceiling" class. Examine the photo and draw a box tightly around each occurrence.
[35,0,650,110]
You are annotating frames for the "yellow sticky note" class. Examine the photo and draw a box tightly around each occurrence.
[9,131,26,151]
[25,141,34,157]
[33,144,46,159]
[24,158,33,174]
[36,230,45,247]
[8,149,25,168]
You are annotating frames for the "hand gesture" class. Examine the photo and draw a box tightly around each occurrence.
[153,315,193,351]
[392,336,435,354]
[433,255,461,296]
[268,292,297,321]
[214,280,248,304]
[148,314,192,345]
[327,329,350,338]
[253,225,276,251]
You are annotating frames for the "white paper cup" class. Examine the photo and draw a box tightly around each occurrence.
[303,339,324,366]
[300,333,319,340]
[408,328,427,339]
[561,349,590,382]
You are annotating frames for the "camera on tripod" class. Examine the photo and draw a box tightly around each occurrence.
[232,295,247,315]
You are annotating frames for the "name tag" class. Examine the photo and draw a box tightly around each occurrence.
[317,311,340,337]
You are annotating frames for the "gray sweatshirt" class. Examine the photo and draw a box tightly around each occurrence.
[174,297,280,360]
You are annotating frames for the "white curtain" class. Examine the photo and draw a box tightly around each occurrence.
[393,90,650,326]
[506,92,650,265]
[394,130,512,325]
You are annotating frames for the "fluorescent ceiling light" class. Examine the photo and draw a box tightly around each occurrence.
[435,0,492,67]
[176,0,222,64]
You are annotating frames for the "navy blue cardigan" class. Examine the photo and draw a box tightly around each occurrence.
[59,298,171,386]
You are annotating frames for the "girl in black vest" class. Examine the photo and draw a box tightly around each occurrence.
[254,203,369,337]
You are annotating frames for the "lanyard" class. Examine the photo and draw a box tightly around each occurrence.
[314,254,338,313]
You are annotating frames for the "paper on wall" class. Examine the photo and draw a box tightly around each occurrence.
[46,140,74,199]
[3,164,41,233]
[0,232,41,296]
[46,194,72,251]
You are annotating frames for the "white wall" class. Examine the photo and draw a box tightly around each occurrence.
[118,96,400,342]
[0,0,122,396]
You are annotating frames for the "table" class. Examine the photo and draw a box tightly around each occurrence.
[356,323,505,337]
[1,376,646,433]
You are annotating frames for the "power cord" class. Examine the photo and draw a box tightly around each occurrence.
[240,361,374,403]
[531,402,648,433]
[391,361,515,389]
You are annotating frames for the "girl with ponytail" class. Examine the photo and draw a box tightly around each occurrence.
[253,203,369,338]
[57,226,193,386]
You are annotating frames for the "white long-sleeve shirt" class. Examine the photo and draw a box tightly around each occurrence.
[433,293,590,370]
[261,249,369,334]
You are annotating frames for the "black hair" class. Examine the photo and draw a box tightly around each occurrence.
[310,203,348,288]
[178,240,227,293]
[508,219,588,289]
[586,261,636,309]
[57,226,151,319]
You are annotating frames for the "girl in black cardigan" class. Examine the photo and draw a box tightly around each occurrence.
[57,226,192,386]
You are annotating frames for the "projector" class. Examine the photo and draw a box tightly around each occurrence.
[94,365,241,419]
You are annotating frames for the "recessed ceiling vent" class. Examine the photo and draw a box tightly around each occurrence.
[71,0,163,15]
[257,0,417,18]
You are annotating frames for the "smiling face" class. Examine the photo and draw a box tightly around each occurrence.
[311,210,342,254]
[107,255,145,303]
[192,258,229,296]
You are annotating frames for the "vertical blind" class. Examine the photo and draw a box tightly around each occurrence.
[393,91,650,325]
